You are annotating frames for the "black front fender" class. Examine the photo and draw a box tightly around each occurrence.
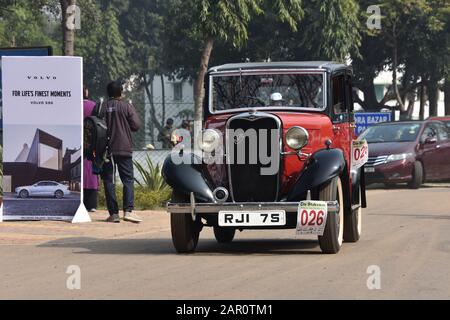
[162,152,214,202]
[287,148,346,201]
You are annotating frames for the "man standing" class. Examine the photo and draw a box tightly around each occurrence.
[102,81,142,223]
[158,118,174,149]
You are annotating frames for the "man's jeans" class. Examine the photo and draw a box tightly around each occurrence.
[101,155,134,215]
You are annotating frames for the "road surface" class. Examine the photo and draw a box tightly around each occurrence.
[0,185,449,299]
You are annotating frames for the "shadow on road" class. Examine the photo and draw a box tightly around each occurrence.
[38,237,321,256]
[369,213,450,220]
[367,182,450,190]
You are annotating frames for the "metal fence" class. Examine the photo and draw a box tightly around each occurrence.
[129,97,195,181]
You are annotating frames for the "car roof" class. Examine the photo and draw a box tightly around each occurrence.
[370,119,447,127]
[209,61,350,73]
[374,120,424,125]
[428,116,450,120]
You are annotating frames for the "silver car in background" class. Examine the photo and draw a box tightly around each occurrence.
[15,181,70,199]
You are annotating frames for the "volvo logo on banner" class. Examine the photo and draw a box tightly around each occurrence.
[0,56,87,222]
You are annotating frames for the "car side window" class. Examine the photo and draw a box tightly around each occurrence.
[36,182,46,186]
[332,75,346,115]
[421,125,437,142]
[345,75,354,112]
[436,123,449,141]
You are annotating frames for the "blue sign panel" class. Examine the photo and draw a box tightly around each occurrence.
[354,112,392,136]
[0,47,52,129]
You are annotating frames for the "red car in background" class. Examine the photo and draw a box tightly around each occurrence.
[361,120,450,188]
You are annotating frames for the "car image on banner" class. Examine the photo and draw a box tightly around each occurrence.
[15,181,70,199]
[1,56,83,221]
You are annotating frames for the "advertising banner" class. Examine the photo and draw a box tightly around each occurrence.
[354,112,392,136]
[0,47,52,130]
[1,56,84,221]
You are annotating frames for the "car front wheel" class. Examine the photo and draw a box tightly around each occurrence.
[19,190,29,199]
[213,226,236,243]
[170,190,201,253]
[408,161,423,189]
[318,177,344,254]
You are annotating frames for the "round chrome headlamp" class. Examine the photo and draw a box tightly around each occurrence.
[285,126,309,150]
[198,129,221,152]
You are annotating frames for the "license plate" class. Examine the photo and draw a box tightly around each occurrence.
[364,167,375,173]
[218,210,286,227]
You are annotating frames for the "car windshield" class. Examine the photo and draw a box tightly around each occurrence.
[360,123,421,143]
[211,72,325,111]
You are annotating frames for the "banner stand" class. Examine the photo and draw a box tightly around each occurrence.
[72,203,91,223]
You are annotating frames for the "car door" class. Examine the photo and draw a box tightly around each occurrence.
[435,122,450,179]
[47,182,59,196]
[330,73,351,166]
[30,182,44,196]
[419,124,440,180]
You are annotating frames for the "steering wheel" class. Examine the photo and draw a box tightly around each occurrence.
[241,96,266,107]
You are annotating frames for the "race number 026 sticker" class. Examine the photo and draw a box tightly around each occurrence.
[296,201,328,236]
[351,139,369,170]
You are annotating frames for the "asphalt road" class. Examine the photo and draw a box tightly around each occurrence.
[0,185,449,299]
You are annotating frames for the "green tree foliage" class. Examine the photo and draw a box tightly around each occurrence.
[352,0,450,115]
[0,0,58,49]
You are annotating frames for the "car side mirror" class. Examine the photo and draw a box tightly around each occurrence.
[424,136,437,144]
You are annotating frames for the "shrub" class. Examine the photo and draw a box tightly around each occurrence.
[97,184,171,211]
[133,155,171,193]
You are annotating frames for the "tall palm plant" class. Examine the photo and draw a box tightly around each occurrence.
[133,154,171,193]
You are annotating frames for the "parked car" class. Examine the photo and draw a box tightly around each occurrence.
[15,181,70,199]
[163,61,366,254]
[428,116,450,129]
[360,120,450,188]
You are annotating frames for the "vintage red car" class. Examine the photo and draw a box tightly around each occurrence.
[163,62,366,254]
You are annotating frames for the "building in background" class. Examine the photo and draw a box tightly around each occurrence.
[3,129,64,192]
[144,75,194,149]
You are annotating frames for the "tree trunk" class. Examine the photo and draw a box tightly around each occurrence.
[445,76,450,116]
[60,0,77,56]
[193,37,214,141]
[143,74,164,134]
[419,82,426,121]
[160,74,166,124]
[428,78,439,117]
[358,76,380,111]
[392,43,406,112]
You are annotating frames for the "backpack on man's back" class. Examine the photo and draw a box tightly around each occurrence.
[84,101,109,174]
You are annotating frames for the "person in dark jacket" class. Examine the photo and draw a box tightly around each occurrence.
[102,81,142,223]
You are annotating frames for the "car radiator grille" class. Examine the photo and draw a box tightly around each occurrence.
[226,115,280,202]
[366,156,388,167]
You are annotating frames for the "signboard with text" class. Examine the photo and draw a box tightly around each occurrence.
[0,47,52,130]
[1,56,83,221]
[354,112,392,136]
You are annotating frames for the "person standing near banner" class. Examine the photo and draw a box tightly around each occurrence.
[102,81,142,223]
[83,85,99,212]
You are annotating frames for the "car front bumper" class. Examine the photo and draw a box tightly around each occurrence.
[167,200,340,215]
[365,159,414,184]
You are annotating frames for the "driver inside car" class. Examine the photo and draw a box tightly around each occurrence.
[270,92,284,106]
